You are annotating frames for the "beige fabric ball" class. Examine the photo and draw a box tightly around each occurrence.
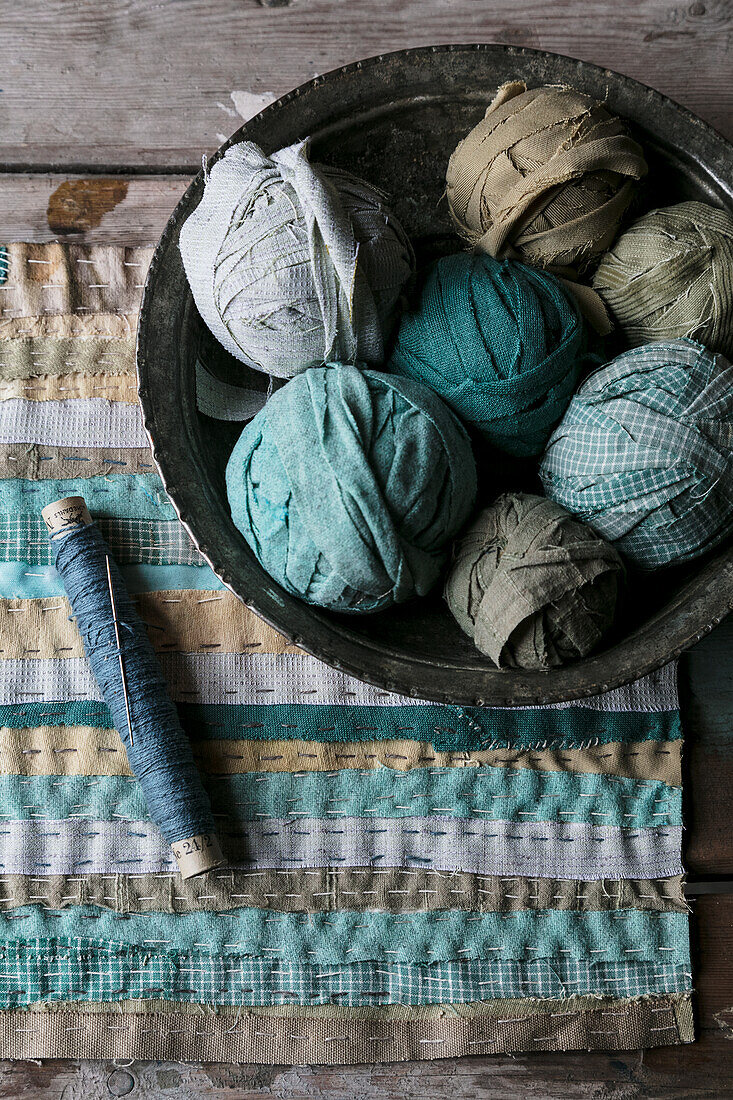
[446,82,647,274]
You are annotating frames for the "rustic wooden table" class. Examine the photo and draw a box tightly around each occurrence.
[2,1,733,1096]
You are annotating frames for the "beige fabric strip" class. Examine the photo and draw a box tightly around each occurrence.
[0,371,138,403]
[22,991,691,1022]
[199,736,682,785]
[0,445,155,481]
[0,726,128,774]
[0,243,152,318]
[0,315,137,340]
[0,725,682,785]
[0,591,302,659]
[0,335,135,380]
[0,996,693,1061]
[0,869,687,915]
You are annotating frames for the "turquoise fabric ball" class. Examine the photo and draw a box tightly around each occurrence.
[387,252,591,456]
[226,364,477,613]
[540,338,733,568]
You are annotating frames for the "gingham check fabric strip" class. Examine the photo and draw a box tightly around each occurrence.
[0,516,202,567]
[0,948,691,1007]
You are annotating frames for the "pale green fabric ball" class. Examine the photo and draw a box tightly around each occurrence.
[592,201,733,357]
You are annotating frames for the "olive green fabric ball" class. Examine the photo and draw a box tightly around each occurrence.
[445,493,624,670]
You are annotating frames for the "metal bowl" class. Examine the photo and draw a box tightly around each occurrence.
[137,43,733,706]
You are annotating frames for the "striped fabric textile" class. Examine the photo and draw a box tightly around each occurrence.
[0,242,693,1063]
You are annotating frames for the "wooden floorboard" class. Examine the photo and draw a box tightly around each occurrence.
[1,0,731,172]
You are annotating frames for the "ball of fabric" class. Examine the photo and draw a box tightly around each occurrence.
[445,493,624,669]
[387,251,591,456]
[592,201,733,357]
[226,364,477,613]
[446,81,648,273]
[539,338,733,568]
[179,138,414,379]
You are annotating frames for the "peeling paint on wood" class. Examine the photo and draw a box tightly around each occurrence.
[229,90,279,120]
[46,179,129,234]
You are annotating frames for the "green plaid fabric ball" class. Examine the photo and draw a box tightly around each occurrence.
[539,338,733,568]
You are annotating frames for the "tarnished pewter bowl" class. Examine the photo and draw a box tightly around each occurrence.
[137,43,733,706]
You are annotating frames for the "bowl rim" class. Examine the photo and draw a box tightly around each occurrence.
[136,41,733,707]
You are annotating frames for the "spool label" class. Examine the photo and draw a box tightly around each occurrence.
[42,497,93,535]
[172,833,225,880]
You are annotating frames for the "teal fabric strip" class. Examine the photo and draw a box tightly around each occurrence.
[0,562,224,600]
[0,770,681,828]
[0,247,8,285]
[0,949,691,1007]
[0,699,680,750]
[0,474,175,520]
[0,906,689,965]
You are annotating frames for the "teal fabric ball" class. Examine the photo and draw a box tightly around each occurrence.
[226,364,477,613]
[540,338,733,568]
[387,252,591,456]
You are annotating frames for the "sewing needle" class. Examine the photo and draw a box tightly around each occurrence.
[105,554,134,747]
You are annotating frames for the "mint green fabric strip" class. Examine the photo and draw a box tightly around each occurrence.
[0,474,175,519]
[0,949,691,1007]
[0,770,681,828]
[0,906,689,965]
[0,699,679,752]
[0,562,224,599]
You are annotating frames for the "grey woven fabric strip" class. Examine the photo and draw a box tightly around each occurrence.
[0,996,692,1062]
[0,651,678,710]
[0,817,683,879]
[0,869,686,914]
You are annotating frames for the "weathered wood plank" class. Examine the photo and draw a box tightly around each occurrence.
[0,175,192,245]
[0,893,725,1099]
[1,0,731,172]
[680,619,733,875]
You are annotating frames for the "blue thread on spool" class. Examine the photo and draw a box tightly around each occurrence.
[42,496,223,879]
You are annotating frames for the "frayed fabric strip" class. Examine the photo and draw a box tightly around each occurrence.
[0,399,148,449]
[0,905,690,965]
[0,517,202,567]
[0,244,152,319]
[0,337,135,382]
[0,371,139,404]
[0,652,679,713]
[0,816,684,880]
[0,995,693,1061]
[0,946,691,1007]
[0,768,681,829]
[0,728,684,786]
[0,473,174,520]
[0,870,687,915]
[0,562,224,600]
[0,698,681,752]
[0,445,155,481]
